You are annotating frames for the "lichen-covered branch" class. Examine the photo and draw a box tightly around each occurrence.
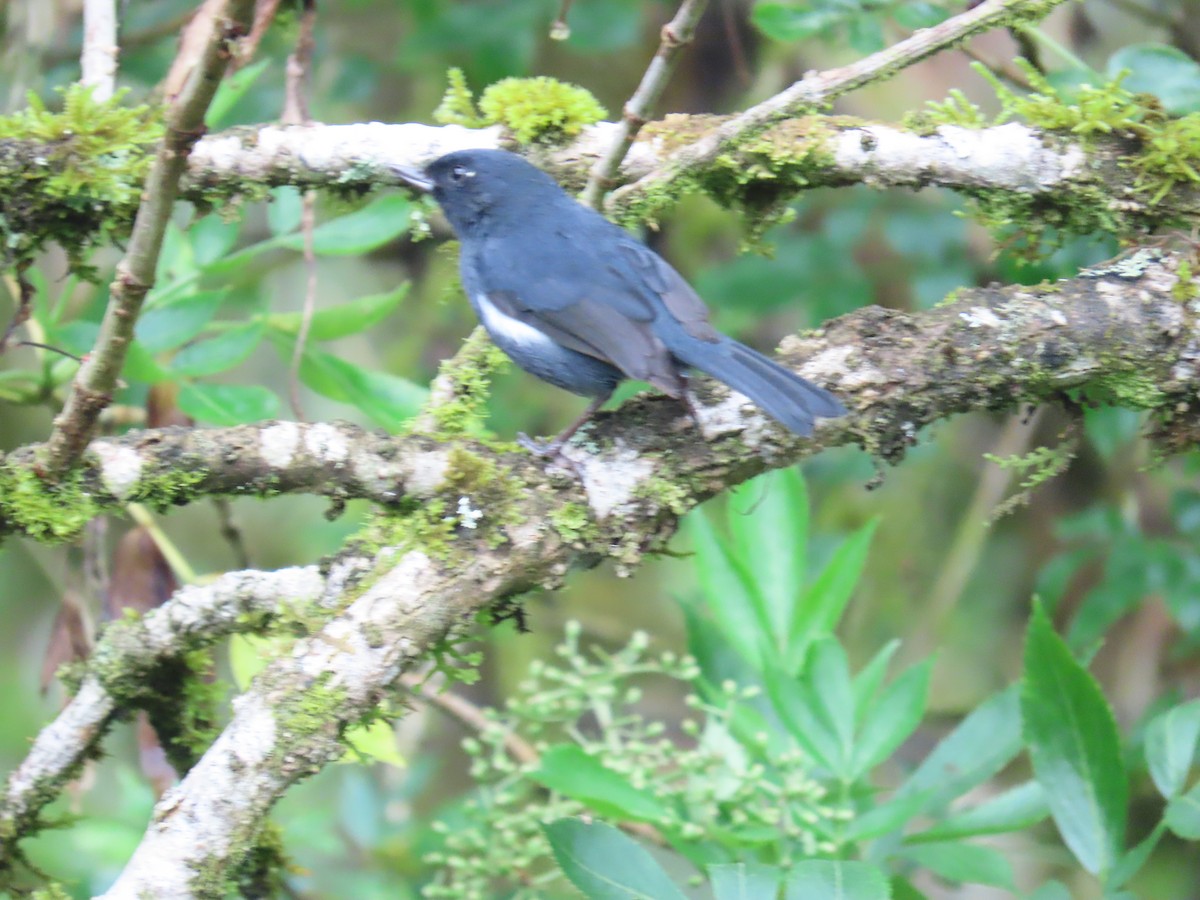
[0,566,325,865]
[607,0,1070,215]
[3,109,1196,273]
[39,0,256,476]
[76,248,1200,895]
[1,249,1198,543]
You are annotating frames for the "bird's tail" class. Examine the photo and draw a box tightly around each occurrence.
[669,335,846,436]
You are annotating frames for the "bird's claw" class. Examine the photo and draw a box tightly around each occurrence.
[517,433,585,479]
[516,432,560,457]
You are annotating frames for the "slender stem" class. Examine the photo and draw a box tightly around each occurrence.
[40,0,257,476]
[126,503,198,585]
[80,0,118,101]
[579,0,709,209]
[1020,24,1098,76]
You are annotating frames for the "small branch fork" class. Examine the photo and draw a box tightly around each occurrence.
[607,0,1071,215]
[579,0,709,209]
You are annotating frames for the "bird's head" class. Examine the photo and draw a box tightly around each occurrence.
[392,149,564,237]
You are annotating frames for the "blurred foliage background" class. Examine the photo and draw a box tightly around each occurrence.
[2,0,1200,897]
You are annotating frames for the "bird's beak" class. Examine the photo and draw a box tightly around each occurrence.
[391,163,433,193]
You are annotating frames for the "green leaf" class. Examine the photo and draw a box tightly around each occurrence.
[901,841,1013,889]
[847,14,885,54]
[136,290,225,352]
[1028,882,1072,900]
[909,781,1049,842]
[266,284,409,341]
[727,468,808,644]
[206,57,271,128]
[1022,601,1127,876]
[294,345,427,431]
[178,382,280,425]
[343,719,406,769]
[803,637,856,774]
[898,686,1022,807]
[840,788,937,842]
[784,860,890,900]
[709,863,782,900]
[189,215,241,266]
[532,745,670,823]
[852,639,899,728]
[1109,821,1166,889]
[890,1,949,29]
[1144,698,1200,799]
[850,658,931,777]
[170,322,265,377]
[229,634,272,689]
[544,818,687,900]
[121,340,171,384]
[1107,44,1200,115]
[277,194,412,256]
[1165,782,1200,839]
[687,510,770,670]
[790,519,876,670]
[268,186,304,236]
[765,660,839,772]
[752,4,845,42]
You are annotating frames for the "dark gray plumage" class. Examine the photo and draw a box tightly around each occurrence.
[394,149,845,451]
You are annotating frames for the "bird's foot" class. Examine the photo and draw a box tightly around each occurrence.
[517,433,584,479]
[516,432,562,458]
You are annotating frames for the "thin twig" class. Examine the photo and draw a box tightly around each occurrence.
[906,410,1044,660]
[579,0,709,209]
[212,498,252,569]
[608,0,1069,216]
[401,673,538,766]
[400,673,666,844]
[284,0,318,421]
[959,45,1035,91]
[40,0,256,476]
[0,263,35,354]
[80,0,118,101]
[238,0,285,67]
[550,0,574,40]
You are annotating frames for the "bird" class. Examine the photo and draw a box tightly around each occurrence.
[392,149,845,454]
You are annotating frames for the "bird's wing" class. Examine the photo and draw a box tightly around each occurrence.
[485,287,685,396]
[608,238,720,344]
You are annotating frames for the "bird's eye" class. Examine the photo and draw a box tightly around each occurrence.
[449,165,473,182]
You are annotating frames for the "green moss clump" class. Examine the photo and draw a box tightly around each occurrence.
[1130,114,1200,205]
[904,89,987,134]
[1173,258,1198,302]
[432,68,607,145]
[277,673,348,749]
[980,60,1145,135]
[0,84,162,276]
[433,68,483,127]
[423,328,512,437]
[548,501,597,544]
[0,464,97,542]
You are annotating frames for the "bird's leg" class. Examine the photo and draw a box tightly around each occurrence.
[518,391,611,459]
[680,374,706,435]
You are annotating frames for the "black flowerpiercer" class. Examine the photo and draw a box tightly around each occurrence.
[394,150,845,452]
